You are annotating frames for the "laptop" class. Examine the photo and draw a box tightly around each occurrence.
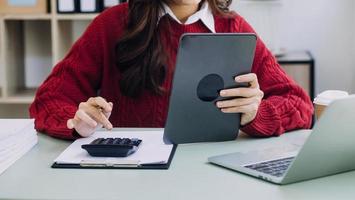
[208,96,355,184]
[164,33,257,144]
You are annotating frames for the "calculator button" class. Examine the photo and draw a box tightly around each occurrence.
[113,138,121,144]
[91,138,102,145]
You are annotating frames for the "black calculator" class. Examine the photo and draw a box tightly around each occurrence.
[82,138,142,157]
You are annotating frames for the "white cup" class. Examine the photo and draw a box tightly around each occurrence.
[313,90,349,120]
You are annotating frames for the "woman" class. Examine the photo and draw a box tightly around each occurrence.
[30,0,313,139]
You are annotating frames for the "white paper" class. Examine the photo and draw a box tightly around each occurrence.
[0,136,38,175]
[55,130,174,165]
[80,0,96,12]
[58,0,75,12]
[0,129,37,160]
[0,119,34,140]
[0,119,38,175]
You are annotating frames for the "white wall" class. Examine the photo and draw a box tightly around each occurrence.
[232,0,355,94]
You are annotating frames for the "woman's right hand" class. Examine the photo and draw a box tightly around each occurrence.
[67,97,113,137]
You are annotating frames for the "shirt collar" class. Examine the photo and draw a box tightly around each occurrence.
[160,2,216,33]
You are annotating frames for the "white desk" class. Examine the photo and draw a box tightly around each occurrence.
[1,128,355,200]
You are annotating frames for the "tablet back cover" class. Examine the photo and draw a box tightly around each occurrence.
[164,34,257,144]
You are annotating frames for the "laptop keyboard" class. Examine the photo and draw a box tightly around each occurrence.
[244,157,295,177]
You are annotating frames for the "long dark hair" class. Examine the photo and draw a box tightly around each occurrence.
[115,0,233,98]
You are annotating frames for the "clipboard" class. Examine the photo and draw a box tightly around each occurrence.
[51,145,177,169]
[51,130,177,170]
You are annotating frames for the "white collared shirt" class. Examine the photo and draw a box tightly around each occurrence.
[160,2,216,33]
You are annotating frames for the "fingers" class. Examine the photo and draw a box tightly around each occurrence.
[220,103,259,114]
[67,111,97,130]
[217,74,262,124]
[220,73,263,98]
[220,87,260,98]
[67,119,76,129]
[83,97,113,129]
[67,116,95,137]
[106,102,113,115]
[68,107,113,131]
[216,97,258,109]
[235,73,259,88]
[76,110,97,127]
[85,106,113,130]
[87,97,113,113]
[69,97,114,132]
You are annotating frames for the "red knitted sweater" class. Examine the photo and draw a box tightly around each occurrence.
[29,3,313,140]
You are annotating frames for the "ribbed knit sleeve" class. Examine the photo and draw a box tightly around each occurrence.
[29,16,106,140]
[233,16,314,137]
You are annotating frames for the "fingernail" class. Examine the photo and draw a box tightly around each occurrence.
[220,91,226,96]
[107,123,113,130]
[235,76,241,82]
[67,120,74,129]
[108,103,113,111]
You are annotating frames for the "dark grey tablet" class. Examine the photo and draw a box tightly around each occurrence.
[164,33,257,144]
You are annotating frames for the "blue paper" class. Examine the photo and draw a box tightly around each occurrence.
[8,0,37,6]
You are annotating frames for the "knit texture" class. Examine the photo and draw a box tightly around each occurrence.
[29,3,313,140]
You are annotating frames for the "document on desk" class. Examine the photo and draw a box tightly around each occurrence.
[0,119,38,175]
[53,130,176,169]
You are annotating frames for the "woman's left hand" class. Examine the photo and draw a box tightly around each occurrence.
[216,73,264,126]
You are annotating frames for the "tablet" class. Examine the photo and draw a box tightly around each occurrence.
[164,33,257,144]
